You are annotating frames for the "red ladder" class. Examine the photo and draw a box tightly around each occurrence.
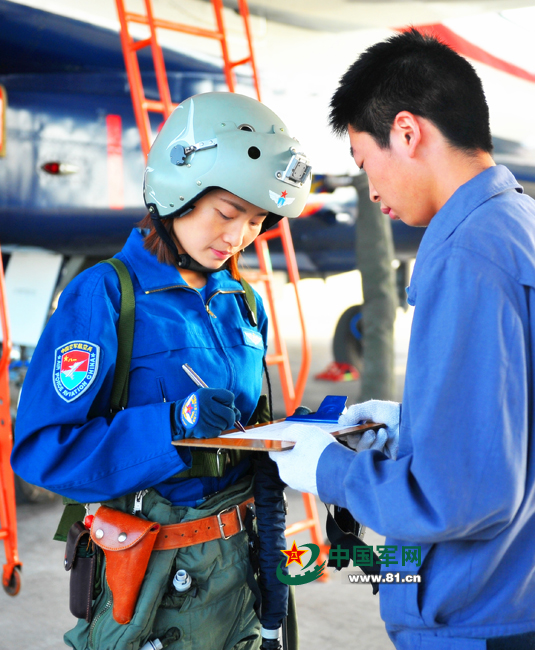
[0,236,22,596]
[114,0,327,577]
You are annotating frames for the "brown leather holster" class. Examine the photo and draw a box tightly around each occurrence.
[90,505,161,625]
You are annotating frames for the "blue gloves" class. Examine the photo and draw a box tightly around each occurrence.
[268,424,336,495]
[338,399,401,459]
[171,388,241,440]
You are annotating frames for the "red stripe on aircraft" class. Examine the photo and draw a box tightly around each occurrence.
[400,24,535,84]
[106,114,124,210]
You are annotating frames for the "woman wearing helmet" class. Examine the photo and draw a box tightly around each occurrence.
[12,92,311,650]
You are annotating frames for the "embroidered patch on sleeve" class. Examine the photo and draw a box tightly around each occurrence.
[53,341,101,403]
[180,392,199,429]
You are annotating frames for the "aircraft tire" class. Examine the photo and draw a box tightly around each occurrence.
[333,305,363,372]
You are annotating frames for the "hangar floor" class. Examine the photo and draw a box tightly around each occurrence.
[0,483,395,650]
[1,273,411,649]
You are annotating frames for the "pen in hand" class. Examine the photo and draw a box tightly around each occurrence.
[182,363,247,434]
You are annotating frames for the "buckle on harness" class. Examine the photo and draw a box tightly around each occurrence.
[217,504,244,540]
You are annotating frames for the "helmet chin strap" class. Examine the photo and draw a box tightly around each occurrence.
[175,252,225,274]
[150,209,225,275]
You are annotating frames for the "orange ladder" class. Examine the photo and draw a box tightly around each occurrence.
[114,0,327,575]
[0,242,22,596]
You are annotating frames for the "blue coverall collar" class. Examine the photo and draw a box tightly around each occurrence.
[120,229,241,294]
[408,165,522,306]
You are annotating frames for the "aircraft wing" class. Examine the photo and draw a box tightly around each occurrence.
[10,0,535,32]
[1,0,534,244]
[218,0,535,32]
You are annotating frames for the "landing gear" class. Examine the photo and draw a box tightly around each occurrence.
[333,305,363,372]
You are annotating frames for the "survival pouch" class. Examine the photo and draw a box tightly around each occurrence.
[65,520,99,622]
[90,506,161,625]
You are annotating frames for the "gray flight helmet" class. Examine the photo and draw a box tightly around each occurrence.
[143,92,312,233]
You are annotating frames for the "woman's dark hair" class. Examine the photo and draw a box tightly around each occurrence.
[329,28,493,153]
[137,214,242,280]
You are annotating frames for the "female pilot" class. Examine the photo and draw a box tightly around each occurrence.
[11,92,311,650]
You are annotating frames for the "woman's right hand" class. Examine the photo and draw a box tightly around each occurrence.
[171,388,241,439]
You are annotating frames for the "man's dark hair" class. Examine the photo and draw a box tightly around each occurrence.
[329,28,493,153]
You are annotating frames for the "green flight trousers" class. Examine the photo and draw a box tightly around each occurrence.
[64,477,261,650]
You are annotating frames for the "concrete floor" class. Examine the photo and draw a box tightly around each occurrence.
[0,273,411,649]
[0,489,394,650]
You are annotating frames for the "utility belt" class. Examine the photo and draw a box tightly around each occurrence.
[153,497,253,550]
[65,483,255,627]
[55,448,250,544]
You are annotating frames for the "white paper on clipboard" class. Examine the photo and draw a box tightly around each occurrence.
[220,420,356,442]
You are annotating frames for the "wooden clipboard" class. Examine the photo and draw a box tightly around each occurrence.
[172,420,385,452]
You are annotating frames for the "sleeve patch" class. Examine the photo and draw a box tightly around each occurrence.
[53,341,101,403]
[180,392,199,429]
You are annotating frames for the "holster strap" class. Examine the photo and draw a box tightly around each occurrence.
[153,497,254,551]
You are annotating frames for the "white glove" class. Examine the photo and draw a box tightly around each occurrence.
[268,424,336,495]
[339,399,401,460]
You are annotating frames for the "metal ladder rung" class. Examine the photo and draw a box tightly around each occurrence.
[141,99,175,113]
[129,37,151,51]
[265,354,286,365]
[125,12,224,41]
[229,56,252,69]
[259,227,282,242]
[241,271,270,283]
[284,519,315,536]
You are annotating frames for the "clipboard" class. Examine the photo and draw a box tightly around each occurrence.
[172,395,385,452]
[172,419,385,452]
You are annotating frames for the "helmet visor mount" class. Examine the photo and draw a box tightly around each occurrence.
[170,139,218,167]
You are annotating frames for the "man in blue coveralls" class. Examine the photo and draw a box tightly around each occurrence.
[270,29,535,650]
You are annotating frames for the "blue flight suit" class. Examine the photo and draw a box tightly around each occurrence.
[318,166,535,648]
[12,228,268,506]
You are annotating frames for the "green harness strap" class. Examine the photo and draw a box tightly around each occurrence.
[105,259,136,413]
[54,259,136,541]
[54,264,259,540]
[239,276,257,326]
